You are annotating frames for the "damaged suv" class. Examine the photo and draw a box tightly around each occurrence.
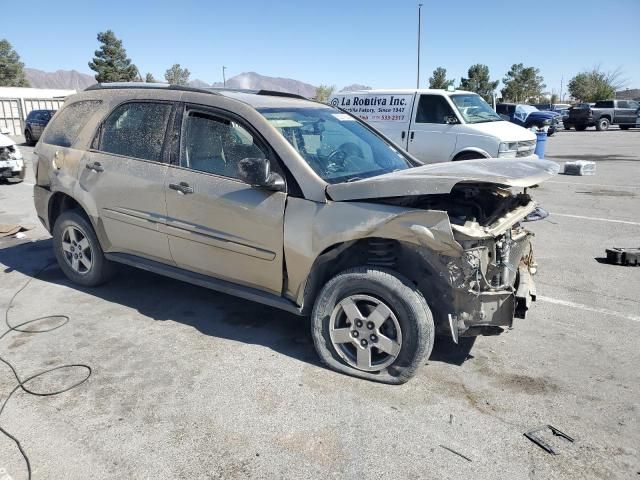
[33,84,558,383]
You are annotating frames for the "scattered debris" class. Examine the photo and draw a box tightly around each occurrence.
[524,425,574,455]
[449,414,453,425]
[524,207,549,222]
[439,445,472,462]
[605,247,639,266]
[562,160,596,176]
[0,223,35,238]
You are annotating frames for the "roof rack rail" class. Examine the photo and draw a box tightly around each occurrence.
[256,90,308,100]
[84,82,220,96]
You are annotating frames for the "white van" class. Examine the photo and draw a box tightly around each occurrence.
[329,89,537,162]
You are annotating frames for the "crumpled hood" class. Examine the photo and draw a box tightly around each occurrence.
[0,133,15,148]
[326,158,560,201]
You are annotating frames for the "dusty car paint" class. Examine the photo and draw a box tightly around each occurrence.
[326,158,560,201]
[33,85,556,346]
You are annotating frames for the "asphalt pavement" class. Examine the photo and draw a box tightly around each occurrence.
[0,129,638,479]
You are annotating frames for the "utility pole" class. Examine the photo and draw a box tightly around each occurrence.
[417,3,423,89]
[560,75,563,102]
[222,66,227,88]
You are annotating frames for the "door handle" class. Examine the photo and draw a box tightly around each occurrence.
[85,161,104,173]
[410,131,415,140]
[401,131,406,140]
[169,181,194,195]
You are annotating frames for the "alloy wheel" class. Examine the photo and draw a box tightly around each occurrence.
[329,294,402,372]
[61,226,93,274]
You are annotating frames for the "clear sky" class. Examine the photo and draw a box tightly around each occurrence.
[3,0,639,95]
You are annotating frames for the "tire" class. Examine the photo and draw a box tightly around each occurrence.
[575,125,587,131]
[620,125,630,130]
[596,118,610,131]
[563,125,571,130]
[453,152,484,161]
[311,266,434,384]
[53,209,115,287]
[24,130,34,146]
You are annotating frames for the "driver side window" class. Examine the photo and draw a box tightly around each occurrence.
[415,95,455,124]
[180,110,267,180]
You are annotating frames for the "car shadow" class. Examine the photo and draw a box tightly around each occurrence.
[0,238,475,369]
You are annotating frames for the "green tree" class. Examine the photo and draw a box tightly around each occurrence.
[428,67,454,89]
[568,67,624,102]
[459,64,498,102]
[314,84,335,103]
[0,39,29,87]
[145,72,156,83]
[501,63,546,103]
[164,64,190,85]
[88,30,138,83]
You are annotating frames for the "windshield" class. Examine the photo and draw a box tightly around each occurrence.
[450,94,502,124]
[258,107,412,183]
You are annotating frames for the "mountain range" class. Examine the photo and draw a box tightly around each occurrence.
[23,68,370,96]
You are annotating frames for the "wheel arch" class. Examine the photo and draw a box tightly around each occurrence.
[48,191,109,250]
[452,148,491,161]
[299,237,441,316]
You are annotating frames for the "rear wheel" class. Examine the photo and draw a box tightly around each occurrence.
[53,210,114,287]
[596,118,610,131]
[311,267,434,384]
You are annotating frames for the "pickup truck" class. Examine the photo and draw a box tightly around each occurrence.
[564,99,640,131]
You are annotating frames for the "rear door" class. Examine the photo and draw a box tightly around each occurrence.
[80,100,174,262]
[163,104,286,294]
[408,94,458,162]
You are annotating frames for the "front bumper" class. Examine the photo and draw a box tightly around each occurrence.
[0,159,25,180]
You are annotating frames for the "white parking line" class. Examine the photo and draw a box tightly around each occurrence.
[546,180,640,189]
[550,213,640,226]
[537,296,640,323]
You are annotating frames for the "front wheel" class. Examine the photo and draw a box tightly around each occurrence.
[311,267,434,384]
[24,130,34,146]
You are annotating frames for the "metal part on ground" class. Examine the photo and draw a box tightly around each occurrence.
[605,247,640,266]
[524,425,575,455]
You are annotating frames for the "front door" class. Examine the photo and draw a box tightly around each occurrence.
[407,94,458,163]
[163,105,286,294]
[79,100,174,262]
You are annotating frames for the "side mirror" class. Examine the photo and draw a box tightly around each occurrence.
[444,115,459,125]
[237,157,286,192]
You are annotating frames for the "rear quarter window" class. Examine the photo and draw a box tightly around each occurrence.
[42,100,102,148]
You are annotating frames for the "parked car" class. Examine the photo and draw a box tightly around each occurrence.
[496,103,560,136]
[24,109,56,145]
[329,89,537,161]
[564,99,640,131]
[532,103,571,112]
[0,127,25,183]
[33,83,557,383]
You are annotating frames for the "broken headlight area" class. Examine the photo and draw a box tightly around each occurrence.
[391,185,538,341]
[0,145,25,178]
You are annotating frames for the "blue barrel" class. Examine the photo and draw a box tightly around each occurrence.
[534,130,547,159]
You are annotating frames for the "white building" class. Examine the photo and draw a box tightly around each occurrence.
[0,87,76,136]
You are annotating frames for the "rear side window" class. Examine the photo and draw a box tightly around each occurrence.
[99,102,172,162]
[594,101,614,108]
[43,101,101,148]
[616,101,629,108]
[416,95,455,123]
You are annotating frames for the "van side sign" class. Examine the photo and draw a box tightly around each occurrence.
[330,94,414,123]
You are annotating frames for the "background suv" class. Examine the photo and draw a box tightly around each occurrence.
[33,84,555,383]
[24,109,56,145]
